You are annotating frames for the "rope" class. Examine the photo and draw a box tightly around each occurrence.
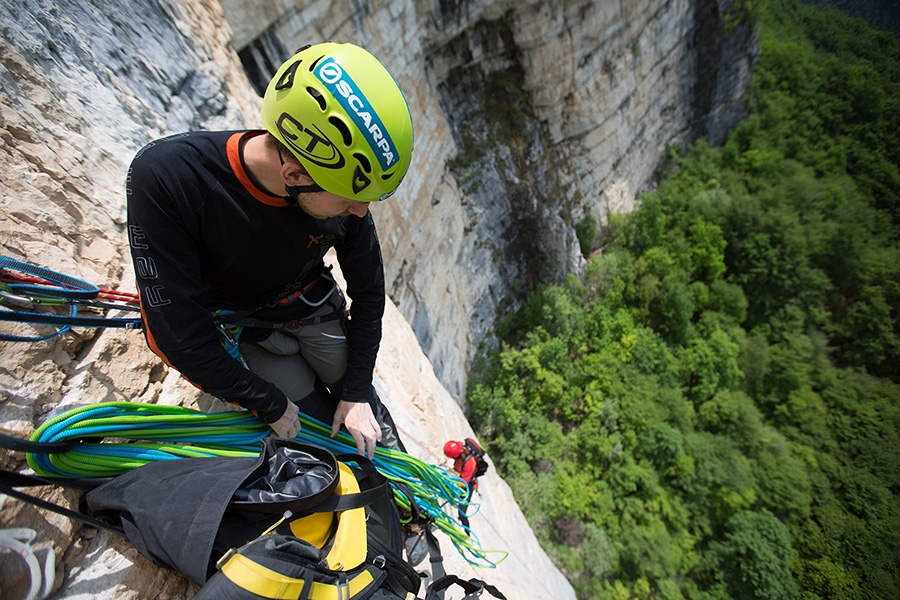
[0,256,142,342]
[25,401,501,567]
[0,256,99,300]
[0,528,56,600]
[0,271,141,304]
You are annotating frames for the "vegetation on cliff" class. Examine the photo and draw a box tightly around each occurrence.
[468,1,900,598]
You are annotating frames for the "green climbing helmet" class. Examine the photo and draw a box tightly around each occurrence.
[261,42,414,202]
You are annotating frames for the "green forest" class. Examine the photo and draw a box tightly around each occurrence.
[467,1,900,598]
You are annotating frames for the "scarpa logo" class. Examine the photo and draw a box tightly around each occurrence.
[315,58,399,172]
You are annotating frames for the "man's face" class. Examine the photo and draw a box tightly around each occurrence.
[295,190,371,219]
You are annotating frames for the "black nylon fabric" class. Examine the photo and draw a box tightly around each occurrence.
[84,438,338,584]
[232,446,335,505]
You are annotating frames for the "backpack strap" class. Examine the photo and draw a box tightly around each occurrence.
[424,523,446,580]
[0,432,73,454]
[0,469,123,534]
[425,575,507,600]
[463,438,484,457]
[393,481,447,582]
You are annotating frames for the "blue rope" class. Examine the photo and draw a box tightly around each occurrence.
[0,256,142,341]
[0,256,99,299]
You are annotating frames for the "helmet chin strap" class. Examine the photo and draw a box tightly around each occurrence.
[284,183,325,206]
[278,148,324,205]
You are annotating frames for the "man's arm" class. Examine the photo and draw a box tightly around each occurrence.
[330,211,387,457]
[334,210,386,402]
[459,456,479,485]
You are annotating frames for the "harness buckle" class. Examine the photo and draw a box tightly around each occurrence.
[272,273,338,309]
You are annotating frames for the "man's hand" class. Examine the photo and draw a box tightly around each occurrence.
[269,400,301,438]
[331,400,381,459]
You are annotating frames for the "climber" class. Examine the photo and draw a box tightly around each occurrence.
[126,42,414,459]
[443,438,488,531]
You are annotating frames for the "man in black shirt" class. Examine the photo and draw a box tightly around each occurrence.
[126,43,414,458]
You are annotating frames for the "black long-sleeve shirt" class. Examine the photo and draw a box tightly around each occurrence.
[126,130,385,422]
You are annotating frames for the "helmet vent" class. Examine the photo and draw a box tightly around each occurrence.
[308,55,325,72]
[354,153,372,174]
[306,86,326,111]
[329,117,353,147]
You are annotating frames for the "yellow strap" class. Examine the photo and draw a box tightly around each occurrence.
[220,553,375,600]
[282,463,367,570]
[321,463,367,570]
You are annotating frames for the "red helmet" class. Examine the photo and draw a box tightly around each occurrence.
[443,440,462,458]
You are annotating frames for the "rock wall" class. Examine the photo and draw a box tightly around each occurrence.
[1,0,756,598]
[0,0,574,598]
[224,0,757,399]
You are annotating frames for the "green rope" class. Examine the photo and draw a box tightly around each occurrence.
[26,401,504,567]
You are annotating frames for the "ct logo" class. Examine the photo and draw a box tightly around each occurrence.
[277,113,345,170]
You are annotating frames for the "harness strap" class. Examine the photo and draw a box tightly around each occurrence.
[216,268,346,331]
[425,575,508,600]
[220,308,348,331]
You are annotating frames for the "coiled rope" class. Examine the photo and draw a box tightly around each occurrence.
[26,402,504,567]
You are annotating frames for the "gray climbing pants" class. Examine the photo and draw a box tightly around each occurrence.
[239,291,404,451]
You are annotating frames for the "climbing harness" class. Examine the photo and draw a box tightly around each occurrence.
[0,255,345,342]
[274,270,339,309]
[0,256,142,342]
[215,268,348,331]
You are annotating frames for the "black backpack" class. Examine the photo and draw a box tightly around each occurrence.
[79,437,421,598]
[195,457,421,600]
[464,437,489,478]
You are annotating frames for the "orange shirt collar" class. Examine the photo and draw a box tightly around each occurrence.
[227,131,288,207]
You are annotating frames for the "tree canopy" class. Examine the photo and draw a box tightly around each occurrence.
[468,1,900,598]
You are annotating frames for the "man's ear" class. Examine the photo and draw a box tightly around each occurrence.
[281,162,315,187]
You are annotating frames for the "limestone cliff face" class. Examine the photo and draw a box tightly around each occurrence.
[225,0,757,399]
[0,1,574,598]
[0,0,755,598]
